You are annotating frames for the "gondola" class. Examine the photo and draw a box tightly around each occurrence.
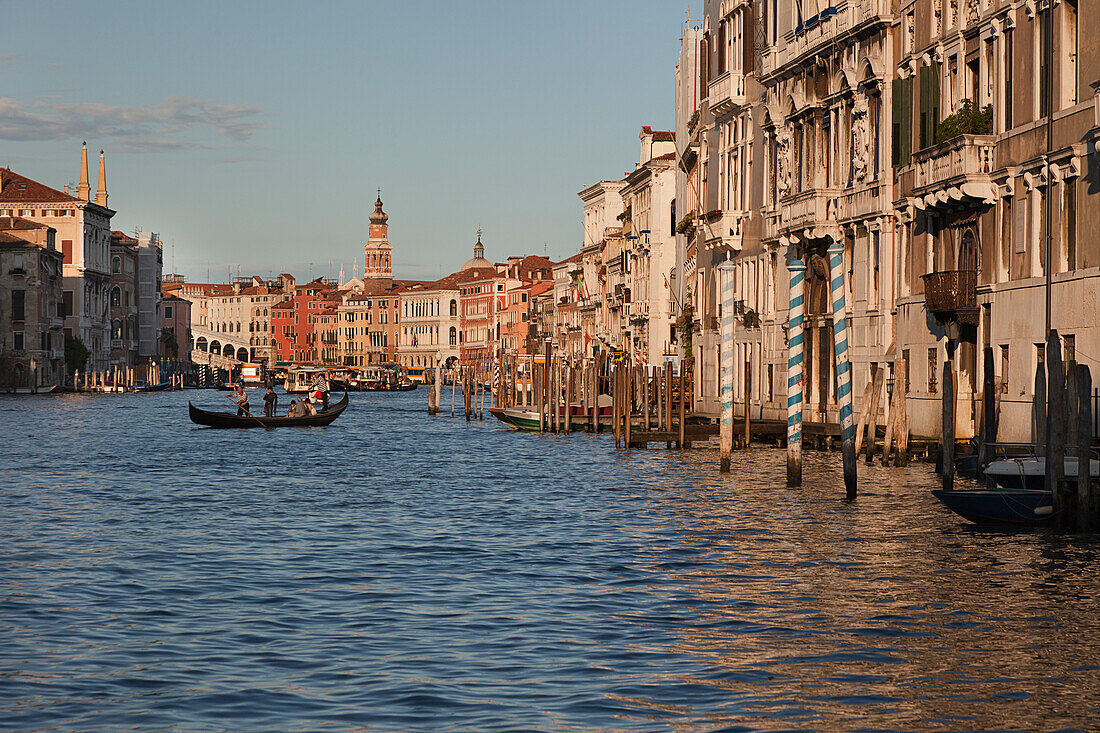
[189,391,349,428]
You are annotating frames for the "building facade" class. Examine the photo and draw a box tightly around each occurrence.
[0,146,115,371]
[0,217,65,390]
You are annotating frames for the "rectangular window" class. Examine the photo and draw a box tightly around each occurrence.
[1064,179,1077,271]
[61,240,73,264]
[1039,9,1052,119]
[1000,344,1010,392]
[1064,334,1076,362]
[62,290,72,318]
[928,348,938,394]
[12,289,25,321]
[13,331,24,350]
[1004,28,1014,129]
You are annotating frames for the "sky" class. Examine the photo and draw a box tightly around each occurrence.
[1,1,693,282]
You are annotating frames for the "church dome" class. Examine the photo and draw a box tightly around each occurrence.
[460,232,492,271]
[369,194,388,225]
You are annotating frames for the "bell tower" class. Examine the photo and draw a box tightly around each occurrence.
[363,189,393,292]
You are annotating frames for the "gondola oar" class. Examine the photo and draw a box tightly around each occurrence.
[225,394,271,429]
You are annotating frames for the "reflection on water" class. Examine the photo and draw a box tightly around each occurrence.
[1,390,1098,732]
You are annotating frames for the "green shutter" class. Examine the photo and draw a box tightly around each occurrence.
[892,79,903,168]
[902,76,913,163]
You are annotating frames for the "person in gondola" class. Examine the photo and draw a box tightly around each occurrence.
[302,397,317,417]
[263,387,278,417]
[314,388,328,411]
[233,385,250,416]
[287,399,302,417]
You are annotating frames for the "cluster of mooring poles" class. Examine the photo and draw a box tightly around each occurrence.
[71,359,185,393]
[426,353,494,420]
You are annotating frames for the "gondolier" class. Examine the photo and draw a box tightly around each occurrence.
[232,385,250,416]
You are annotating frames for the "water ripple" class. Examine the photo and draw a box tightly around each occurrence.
[1,390,1099,731]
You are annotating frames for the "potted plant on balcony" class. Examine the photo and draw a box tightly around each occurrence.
[936,99,993,144]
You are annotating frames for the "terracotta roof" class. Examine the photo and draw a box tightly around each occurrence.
[640,126,674,142]
[111,230,138,243]
[0,215,51,232]
[0,168,83,204]
[652,152,676,162]
[556,252,584,265]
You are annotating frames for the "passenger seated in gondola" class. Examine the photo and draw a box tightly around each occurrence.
[302,398,317,416]
[287,399,303,417]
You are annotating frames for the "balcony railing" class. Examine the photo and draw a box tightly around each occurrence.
[707,71,745,116]
[912,134,995,196]
[922,270,979,325]
[780,187,841,231]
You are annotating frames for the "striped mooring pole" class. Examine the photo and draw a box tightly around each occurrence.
[787,259,806,487]
[827,241,857,498]
[719,254,736,473]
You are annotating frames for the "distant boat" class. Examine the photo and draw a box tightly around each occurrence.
[984,457,1100,491]
[135,381,171,393]
[489,403,613,432]
[7,384,58,395]
[932,488,1055,526]
[189,392,349,428]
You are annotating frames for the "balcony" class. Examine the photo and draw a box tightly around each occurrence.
[910,134,996,208]
[779,187,841,233]
[922,270,979,325]
[111,339,123,350]
[707,71,745,117]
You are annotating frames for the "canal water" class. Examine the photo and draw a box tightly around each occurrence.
[2,389,1098,732]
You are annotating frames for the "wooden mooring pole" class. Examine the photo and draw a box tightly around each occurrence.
[827,242,856,498]
[1076,364,1094,532]
[718,256,735,473]
[941,358,955,492]
[786,259,805,485]
[1047,331,1069,527]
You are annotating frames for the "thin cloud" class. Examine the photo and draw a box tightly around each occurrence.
[0,95,265,151]
[0,54,23,66]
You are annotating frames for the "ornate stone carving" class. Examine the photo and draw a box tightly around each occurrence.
[776,127,793,199]
[966,0,980,23]
[851,95,869,182]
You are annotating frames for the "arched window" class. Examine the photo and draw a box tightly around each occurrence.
[111,256,121,274]
[449,299,457,316]
[112,319,123,339]
[110,286,121,307]
[449,326,457,346]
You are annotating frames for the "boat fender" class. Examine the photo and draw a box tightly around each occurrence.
[1034,506,1053,516]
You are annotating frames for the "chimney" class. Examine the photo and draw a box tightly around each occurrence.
[77,142,90,201]
[64,184,70,194]
[95,150,108,207]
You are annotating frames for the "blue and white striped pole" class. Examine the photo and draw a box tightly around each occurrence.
[827,241,857,498]
[787,259,806,487]
[719,254,736,473]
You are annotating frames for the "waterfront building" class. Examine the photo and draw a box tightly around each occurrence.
[186,275,286,368]
[0,217,65,389]
[398,274,462,371]
[133,232,163,362]
[0,146,114,371]
[620,128,678,365]
[577,180,626,355]
[551,254,583,356]
[160,294,191,361]
[271,277,336,365]
[108,232,140,369]
[892,0,1099,443]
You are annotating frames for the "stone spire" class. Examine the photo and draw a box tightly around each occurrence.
[77,142,90,201]
[95,150,108,207]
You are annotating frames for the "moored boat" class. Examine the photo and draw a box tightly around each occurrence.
[932,488,1055,526]
[189,391,349,428]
